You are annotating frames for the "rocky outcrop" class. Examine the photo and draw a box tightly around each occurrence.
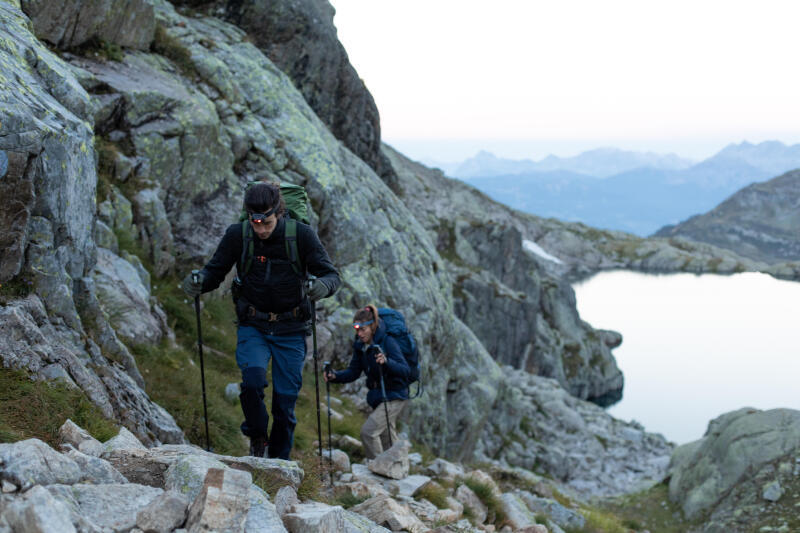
[476,367,672,498]
[0,425,305,533]
[384,145,624,404]
[21,0,156,50]
[0,1,181,445]
[179,0,392,182]
[655,169,800,264]
[668,407,800,531]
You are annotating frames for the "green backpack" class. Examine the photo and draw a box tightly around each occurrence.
[237,182,310,280]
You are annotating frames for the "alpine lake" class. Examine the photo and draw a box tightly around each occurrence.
[572,270,800,444]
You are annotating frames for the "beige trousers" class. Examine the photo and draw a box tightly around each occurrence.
[360,399,408,459]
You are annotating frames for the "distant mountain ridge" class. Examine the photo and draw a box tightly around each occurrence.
[455,141,800,236]
[451,147,693,178]
[655,169,800,263]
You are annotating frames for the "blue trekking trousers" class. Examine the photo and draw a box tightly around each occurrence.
[236,326,305,459]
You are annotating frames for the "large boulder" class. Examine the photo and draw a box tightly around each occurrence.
[668,408,800,522]
[0,439,83,491]
[21,0,156,50]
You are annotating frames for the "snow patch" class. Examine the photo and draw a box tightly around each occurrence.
[523,239,563,264]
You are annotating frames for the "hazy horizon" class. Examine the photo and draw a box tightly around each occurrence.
[385,136,800,166]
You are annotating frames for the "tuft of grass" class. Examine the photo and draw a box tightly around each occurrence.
[599,482,692,533]
[152,25,196,78]
[572,508,628,533]
[414,481,450,509]
[0,273,35,303]
[331,492,368,509]
[0,367,118,446]
[462,477,506,525]
[95,137,120,202]
[74,37,124,62]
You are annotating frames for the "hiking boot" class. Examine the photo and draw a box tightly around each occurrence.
[249,436,267,458]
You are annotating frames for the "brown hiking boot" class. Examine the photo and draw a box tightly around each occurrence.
[249,436,267,458]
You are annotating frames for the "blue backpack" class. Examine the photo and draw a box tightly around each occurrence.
[378,307,422,398]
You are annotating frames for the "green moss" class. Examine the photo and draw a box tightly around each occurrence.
[0,367,118,446]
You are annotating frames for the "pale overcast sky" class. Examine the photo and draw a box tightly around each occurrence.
[329,0,800,162]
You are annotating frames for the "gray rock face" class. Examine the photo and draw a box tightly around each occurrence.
[245,485,287,533]
[499,493,537,530]
[0,439,82,491]
[383,145,623,404]
[283,502,391,533]
[349,495,427,533]
[103,444,303,492]
[655,169,800,263]
[136,490,190,533]
[0,433,295,533]
[93,247,165,344]
[185,468,251,533]
[454,485,487,524]
[66,449,129,484]
[212,0,391,181]
[515,491,585,531]
[668,408,800,520]
[59,419,104,456]
[0,1,182,446]
[368,440,410,480]
[46,483,164,531]
[21,0,156,50]
[475,367,672,498]
[0,485,77,533]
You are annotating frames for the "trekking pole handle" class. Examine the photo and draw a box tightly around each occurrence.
[192,269,200,284]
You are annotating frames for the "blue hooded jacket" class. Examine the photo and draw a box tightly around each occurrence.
[332,319,410,408]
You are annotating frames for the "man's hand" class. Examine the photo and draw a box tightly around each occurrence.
[374,351,387,365]
[307,278,329,301]
[181,271,204,297]
[323,368,336,382]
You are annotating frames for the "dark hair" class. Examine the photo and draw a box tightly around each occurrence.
[245,182,286,217]
[353,305,377,323]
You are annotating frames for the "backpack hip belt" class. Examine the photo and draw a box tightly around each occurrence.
[244,304,303,322]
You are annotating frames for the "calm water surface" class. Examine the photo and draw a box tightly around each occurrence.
[572,270,800,444]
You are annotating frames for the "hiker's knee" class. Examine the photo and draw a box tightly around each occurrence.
[241,366,267,393]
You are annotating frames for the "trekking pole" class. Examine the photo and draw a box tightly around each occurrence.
[323,361,334,486]
[378,363,393,449]
[309,283,323,471]
[191,270,211,452]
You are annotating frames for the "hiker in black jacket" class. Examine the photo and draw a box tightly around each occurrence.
[182,182,340,459]
[325,305,411,459]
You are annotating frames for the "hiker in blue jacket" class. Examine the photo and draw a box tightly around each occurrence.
[325,305,411,459]
[182,182,340,459]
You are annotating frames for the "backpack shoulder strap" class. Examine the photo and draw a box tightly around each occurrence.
[284,218,303,277]
[238,220,255,277]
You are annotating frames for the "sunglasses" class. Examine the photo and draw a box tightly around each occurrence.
[353,320,374,330]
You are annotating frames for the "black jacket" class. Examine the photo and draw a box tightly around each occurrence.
[200,217,340,335]
[332,319,411,408]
